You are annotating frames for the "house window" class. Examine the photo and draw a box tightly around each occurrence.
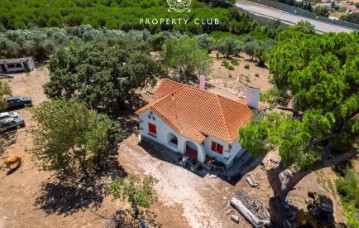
[211,141,223,154]
[15,63,22,68]
[148,123,157,135]
[170,137,178,145]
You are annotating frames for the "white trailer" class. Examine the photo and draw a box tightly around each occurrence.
[0,57,35,73]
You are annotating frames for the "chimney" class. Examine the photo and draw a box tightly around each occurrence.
[199,75,206,90]
[246,87,260,109]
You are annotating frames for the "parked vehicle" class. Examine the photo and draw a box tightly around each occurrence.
[0,111,19,120]
[0,117,25,132]
[6,96,32,109]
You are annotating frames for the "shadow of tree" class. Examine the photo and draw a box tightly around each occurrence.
[110,94,148,138]
[35,179,105,216]
[106,209,161,228]
[0,131,18,155]
[35,151,128,216]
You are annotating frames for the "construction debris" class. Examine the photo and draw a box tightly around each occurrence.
[230,214,240,223]
[246,174,259,188]
[225,209,232,215]
[230,190,270,227]
[230,197,270,228]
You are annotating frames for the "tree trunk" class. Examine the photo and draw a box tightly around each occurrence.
[267,149,357,227]
[132,203,139,220]
[79,158,90,178]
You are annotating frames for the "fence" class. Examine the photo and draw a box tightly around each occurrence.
[247,0,359,30]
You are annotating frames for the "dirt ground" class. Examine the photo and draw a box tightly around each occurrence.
[0,57,351,228]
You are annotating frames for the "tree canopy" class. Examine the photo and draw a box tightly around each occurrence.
[0,0,259,35]
[239,30,358,225]
[163,37,212,82]
[216,37,242,58]
[31,99,123,177]
[44,37,162,111]
[243,30,358,168]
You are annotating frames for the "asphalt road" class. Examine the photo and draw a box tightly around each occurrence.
[235,2,355,33]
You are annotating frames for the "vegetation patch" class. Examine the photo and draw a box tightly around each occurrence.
[230,58,239,66]
[222,60,234,70]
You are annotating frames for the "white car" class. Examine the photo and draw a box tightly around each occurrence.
[0,111,19,121]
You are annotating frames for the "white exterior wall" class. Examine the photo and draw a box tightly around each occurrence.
[138,109,207,162]
[138,109,245,166]
[0,57,35,73]
[203,136,244,167]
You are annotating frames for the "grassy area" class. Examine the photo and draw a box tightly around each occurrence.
[333,162,359,227]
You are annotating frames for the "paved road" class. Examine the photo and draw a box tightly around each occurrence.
[235,2,355,33]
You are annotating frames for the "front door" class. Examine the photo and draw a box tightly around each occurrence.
[186,146,197,161]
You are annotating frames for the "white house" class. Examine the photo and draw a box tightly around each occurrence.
[0,57,35,73]
[136,79,261,168]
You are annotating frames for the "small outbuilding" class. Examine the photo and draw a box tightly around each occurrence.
[0,57,35,73]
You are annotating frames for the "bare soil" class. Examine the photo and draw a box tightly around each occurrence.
[0,58,349,228]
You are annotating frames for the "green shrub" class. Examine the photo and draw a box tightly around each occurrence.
[222,60,234,70]
[255,73,260,77]
[332,160,352,177]
[245,75,251,83]
[244,64,250,69]
[231,58,239,66]
[335,167,359,228]
[336,168,359,203]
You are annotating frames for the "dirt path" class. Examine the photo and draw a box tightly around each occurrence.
[119,135,245,228]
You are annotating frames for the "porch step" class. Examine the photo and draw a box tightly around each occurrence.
[191,163,201,172]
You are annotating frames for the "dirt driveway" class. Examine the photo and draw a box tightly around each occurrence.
[118,135,250,228]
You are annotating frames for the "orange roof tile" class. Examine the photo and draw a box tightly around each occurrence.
[136,79,256,144]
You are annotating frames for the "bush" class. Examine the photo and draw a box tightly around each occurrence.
[336,168,359,203]
[245,75,251,83]
[244,64,250,69]
[335,167,359,228]
[255,73,260,77]
[231,58,239,65]
[222,60,234,70]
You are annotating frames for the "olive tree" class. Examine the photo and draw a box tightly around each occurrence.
[163,37,212,82]
[216,37,242,58]
[195,34,215,53]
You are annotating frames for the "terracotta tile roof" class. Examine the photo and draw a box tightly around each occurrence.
[136,79,256,144]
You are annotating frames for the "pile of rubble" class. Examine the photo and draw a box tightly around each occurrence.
[235,189,270,220]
